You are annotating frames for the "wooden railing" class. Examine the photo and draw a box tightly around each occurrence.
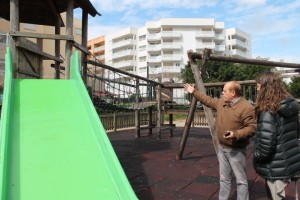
[99,111,215,132]
[193,111,216,127]
[100,111,158,132]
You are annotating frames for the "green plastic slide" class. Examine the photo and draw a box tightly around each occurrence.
[0,48,138,200]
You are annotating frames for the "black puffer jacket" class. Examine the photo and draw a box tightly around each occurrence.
[253,97,300,180]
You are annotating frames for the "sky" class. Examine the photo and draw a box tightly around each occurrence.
[78,0,300,63]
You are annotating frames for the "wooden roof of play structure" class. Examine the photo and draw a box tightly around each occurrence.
[0,0,100,26]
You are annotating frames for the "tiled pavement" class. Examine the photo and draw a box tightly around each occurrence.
[108,127,298,200]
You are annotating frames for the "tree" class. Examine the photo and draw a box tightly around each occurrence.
[181,60,272,83]
[289,77,300,98]
[181,60,272,101]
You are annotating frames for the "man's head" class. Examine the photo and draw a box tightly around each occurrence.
[222,81,242,102]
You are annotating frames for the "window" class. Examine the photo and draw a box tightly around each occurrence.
[139,56,146,62]
[139,35,146,41]
[24,24,36,31]
[139,45,146,51]
[75,28,82,35]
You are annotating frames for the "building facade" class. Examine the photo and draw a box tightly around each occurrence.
[88,18,252,101]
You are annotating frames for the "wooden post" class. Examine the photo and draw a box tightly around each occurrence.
[189,49,218,154]
[81,10,88,84]
[113,113,117,132]
[156,79,162,138]
[10,0,19,78]
[65,0,74,79]
[176,96,197,160]
[169,107,173,137]
[55,18,61,79]
[135,79,140,138]
[148,106,153,135]
[37,38,43,78]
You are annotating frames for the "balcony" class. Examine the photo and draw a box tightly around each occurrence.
[95,54,105,60]
[214,45,226,52]
[195,43,215,50]
[112,39,135,50]
[113,60,137,69]
[161,54,181,61]
[231,39,247,49]
[161,43,181,50]
[148,55,162,63]
[161,31,181,38]
[147,33,161,41]
[94,46,105,52]
[230,49,249,58]
[147,44,161,52]
[214,34,225,41]
[112,50,136,59]
[149,66,182,74]
[195,31,215,38]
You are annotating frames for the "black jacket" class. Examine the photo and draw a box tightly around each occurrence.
[253,97,300,180]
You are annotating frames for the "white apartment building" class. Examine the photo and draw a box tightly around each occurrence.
[103,18,252,101]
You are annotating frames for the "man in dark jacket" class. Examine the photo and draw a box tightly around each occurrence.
[254,72,300,200]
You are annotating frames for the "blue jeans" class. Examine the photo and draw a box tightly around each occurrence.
[217,144,249,200]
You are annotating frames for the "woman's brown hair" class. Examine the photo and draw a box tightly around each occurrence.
[255,72,290,113]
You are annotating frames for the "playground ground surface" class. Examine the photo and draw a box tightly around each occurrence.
[108,121,299,200]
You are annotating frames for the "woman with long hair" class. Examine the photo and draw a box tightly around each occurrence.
[253,72,300,200]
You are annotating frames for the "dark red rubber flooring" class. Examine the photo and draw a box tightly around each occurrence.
[108,127,298,200]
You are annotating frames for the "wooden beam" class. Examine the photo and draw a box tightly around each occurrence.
[281,74,300,78]
[163,80,257,88]
[81,10,89,84]
[16,40,63,63]
[46,0,64,26]
[86,59,163,86]
[10,31,73,41]
[55,17,61,79]
[189,49,218,154]
[86,74,135,87]
[275,69,300,74]
[10,0,19,78]
[190,52,300,69]
[65,0,74,79]
[176,96,197,160]
[135,79,141,138]
[72,41,90,55]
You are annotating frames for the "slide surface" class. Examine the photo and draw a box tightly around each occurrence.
[0,48,137,200]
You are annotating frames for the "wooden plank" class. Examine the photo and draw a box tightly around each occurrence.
[10,0,19,78]
[81,10,88,84]
[135,79,140,138]
[163,80,257,88]
[86,59,163,86]
[16,40,63,62]
[275,69,300,74]
[10,31,73,41]
[86,74,134,87]
[188,49,218,154]
[190,52,300,69]
[55,19,61,79]
[176,96,197,160]
[156,79,162,138]
[65,0,74,79]
[72,41,90,55]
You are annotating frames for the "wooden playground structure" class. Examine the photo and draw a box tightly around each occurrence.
[1,0,299,140]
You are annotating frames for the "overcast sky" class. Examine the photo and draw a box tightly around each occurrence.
[79,0,300,63]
